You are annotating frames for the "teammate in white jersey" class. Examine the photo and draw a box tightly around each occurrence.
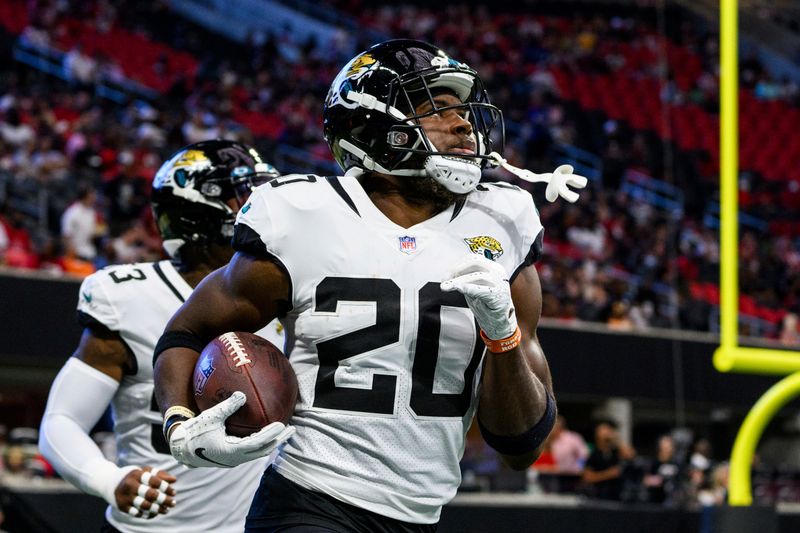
[39,140,284,533]
[153,40,586,531]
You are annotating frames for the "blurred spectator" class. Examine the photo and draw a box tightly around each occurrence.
[31,135,70,182]
[0,203,38,269]
[105,220,161,264]
[63,43,98,88]
[690,438,713,473]
[697,462,729,507]
[182,111,220,144]
[60,185,100,263]
[103,151,149,235]
[582,419,636,500]
[2,445,29,480]
[0,108,35,148]
[550,416,590,474]
[643,435,681,504]
[531,438,557,472]
[607,301,635,331]
[779,313,800,346]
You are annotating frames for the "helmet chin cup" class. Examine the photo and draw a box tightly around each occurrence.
[424,154,481,194]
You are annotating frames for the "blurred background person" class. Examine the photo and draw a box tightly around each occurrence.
[582,419,636,501]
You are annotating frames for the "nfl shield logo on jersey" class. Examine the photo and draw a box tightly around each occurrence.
[398,236,417,254]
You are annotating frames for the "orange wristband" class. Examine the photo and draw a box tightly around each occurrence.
[480,327,521,353]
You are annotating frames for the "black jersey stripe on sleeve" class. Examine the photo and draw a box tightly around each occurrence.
[510,227,544,284]
[76,311,138,376]
[153,262,185,303]
[325,176,360,216]
[233,222,270,257]
[231,223,295,316]
[77,310,110,331]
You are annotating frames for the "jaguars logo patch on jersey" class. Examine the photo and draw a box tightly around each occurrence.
[464,236,504,261]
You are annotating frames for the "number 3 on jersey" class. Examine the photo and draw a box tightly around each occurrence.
[312,277,484,418]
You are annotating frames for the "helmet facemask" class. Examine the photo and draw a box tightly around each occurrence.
[385,67,504,193]
[206,162,279,208]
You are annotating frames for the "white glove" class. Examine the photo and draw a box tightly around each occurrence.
[488,152,588,203]
[168,391,295,468]
[441,256,518,340]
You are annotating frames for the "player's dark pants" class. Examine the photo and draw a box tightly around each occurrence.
[245,466,438,533]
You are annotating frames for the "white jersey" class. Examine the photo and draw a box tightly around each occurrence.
[77,260,284,533]
[233,175,543,523]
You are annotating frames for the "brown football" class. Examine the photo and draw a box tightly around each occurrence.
[193,331,298,437]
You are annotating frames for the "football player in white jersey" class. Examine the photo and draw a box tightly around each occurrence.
[39,140,285,533]
[153,40,587,532]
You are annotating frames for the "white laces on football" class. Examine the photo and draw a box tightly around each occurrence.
[487,152,588,203]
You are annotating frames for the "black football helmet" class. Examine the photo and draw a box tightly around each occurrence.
[323,39,504,193]
[151,140,279,258]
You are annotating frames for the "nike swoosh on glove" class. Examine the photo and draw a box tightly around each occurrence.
[168,391,295,468]
[440,255,518,340]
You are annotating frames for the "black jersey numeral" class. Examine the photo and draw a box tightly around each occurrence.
[313,277,401,414]
[410,282,484,417]
[311,277,482,418]
[109,268,147,284]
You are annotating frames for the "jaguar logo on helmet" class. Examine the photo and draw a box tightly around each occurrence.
[464,236,504,261]
[154,149,211,189]
[174,149,212,170]
[327,52,377,110]
[346,53,377,78]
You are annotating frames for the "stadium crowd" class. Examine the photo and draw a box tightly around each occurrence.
[0,0,799,345]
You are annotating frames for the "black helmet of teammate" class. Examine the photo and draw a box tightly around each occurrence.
[151,140,279,258]
[323,39,504,192]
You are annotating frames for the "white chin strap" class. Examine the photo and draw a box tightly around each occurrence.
[487,152,588,203]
